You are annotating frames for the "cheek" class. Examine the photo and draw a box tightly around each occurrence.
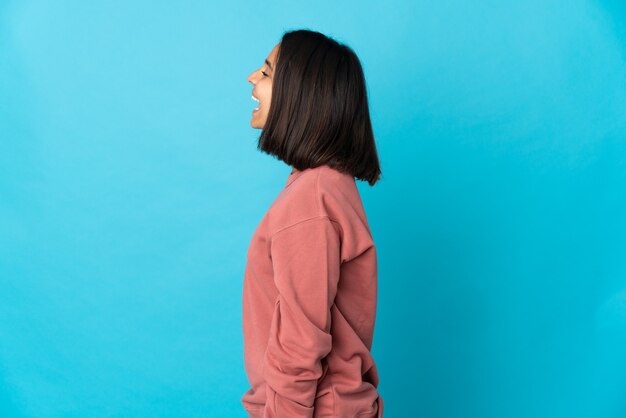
[261,81,272,102]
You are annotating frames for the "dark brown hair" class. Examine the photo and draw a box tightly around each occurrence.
[257,29,382,186]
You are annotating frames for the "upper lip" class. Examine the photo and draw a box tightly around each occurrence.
[252,92,260,102]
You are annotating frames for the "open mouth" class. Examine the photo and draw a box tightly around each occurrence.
[251,94,260,112]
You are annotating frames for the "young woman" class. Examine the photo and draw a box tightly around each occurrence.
[241,29,384,418]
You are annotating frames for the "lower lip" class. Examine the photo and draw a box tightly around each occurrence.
[252,107,260,113]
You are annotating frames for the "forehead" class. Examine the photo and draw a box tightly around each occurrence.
[267,43,280,62]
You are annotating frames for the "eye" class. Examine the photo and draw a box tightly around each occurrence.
[261,70,269,77]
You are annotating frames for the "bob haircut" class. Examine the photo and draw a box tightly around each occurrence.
[258,29,382,186]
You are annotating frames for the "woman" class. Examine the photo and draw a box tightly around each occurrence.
[241,29,384,418]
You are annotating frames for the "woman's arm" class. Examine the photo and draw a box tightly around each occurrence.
[262,216,342,418]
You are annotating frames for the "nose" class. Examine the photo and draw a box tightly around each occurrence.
[247,70,258,85]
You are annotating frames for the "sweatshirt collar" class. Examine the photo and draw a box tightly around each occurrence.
[285,168,308,188]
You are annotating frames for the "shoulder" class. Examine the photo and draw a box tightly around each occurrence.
[268,165,371,236]
[266,165,375,264]
[265,167,317,234]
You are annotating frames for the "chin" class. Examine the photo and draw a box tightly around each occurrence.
[250,116,265,129]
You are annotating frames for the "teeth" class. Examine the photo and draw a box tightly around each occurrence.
[251,94,259,103]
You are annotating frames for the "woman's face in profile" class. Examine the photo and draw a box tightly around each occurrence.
[247,43,279,129]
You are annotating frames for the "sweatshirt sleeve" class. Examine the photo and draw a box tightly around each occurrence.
[262,216,342,418]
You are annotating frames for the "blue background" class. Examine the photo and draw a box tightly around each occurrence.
[1,0,625,417]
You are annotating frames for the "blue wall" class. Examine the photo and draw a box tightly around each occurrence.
[1,1,625,417]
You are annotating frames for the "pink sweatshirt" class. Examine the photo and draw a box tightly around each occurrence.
[241,165,383,418]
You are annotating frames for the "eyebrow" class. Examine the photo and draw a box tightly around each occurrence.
[265,59,273,71]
